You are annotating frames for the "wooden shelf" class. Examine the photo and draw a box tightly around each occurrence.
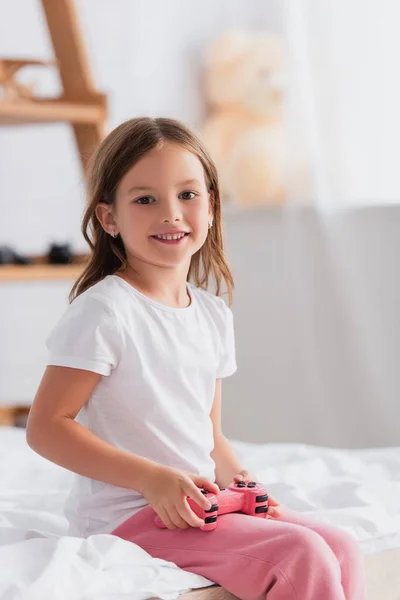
[0,97,106,125]
[0,405,30,427]
[0,1,105,282]
[0,262,86,282]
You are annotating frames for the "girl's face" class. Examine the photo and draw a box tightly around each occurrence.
[102,142,213,270]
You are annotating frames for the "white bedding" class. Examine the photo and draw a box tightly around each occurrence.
[1,427,400,599]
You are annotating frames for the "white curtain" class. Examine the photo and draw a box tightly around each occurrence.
[284,0,400,209]
[243,1,400,447]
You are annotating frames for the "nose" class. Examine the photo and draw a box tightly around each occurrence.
[160,196,183,224]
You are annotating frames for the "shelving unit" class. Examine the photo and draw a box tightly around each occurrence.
[0,0,105,423]
[0,406,30,427]
[0,252,88,282]
[0,262,86,282]
[0,97,106,126]
[0,0,106,284]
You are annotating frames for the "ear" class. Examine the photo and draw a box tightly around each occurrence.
[95,203,118,236]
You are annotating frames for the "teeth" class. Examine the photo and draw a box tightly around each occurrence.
[155,233,186,240]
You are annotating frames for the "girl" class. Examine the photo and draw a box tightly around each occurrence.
[26,117,366,600]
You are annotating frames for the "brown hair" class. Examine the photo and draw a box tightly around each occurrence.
[69,117,234,305]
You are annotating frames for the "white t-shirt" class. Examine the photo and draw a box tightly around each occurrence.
[46,274,237,537]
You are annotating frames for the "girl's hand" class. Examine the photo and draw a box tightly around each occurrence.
[142,464,220,530]
[234,469,282,519]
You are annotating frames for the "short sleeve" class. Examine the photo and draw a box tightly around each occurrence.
[216,303,237,379]
[45,296,121,376]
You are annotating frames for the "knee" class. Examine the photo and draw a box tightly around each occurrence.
[329,529,363,564]
[288,527,340,573]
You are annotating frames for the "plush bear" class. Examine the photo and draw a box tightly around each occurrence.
[202,30,287,207]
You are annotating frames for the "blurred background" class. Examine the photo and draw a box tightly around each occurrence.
[0,0,399,448]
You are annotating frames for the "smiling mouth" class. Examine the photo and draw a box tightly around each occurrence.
[151,232,190,245]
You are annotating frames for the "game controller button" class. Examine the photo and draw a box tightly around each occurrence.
[247,482,256,487]
[205,515,217,524]
[255,506,269,514]
[201,490,209,495]
[220,488,225,491]
[256,494,269,503]
[237,481,246,487]
[205,503,219,513]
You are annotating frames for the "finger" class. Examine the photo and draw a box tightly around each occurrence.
[179,499,205,528]
[158,507,177,530]
[271,505,283,516]
[195,477,220,494]
[234,470,248,482]
[267,494,280,507]
[267,506,278,516]
[185,481,213,510]
[169,507,190,529]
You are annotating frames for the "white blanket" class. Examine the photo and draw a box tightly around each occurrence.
[1,428,400,599]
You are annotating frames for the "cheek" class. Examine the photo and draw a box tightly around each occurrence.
[189,200,209,224]
[117,206,143,233]
[191,215,209,238]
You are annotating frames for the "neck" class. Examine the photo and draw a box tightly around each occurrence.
[118,259,191,309]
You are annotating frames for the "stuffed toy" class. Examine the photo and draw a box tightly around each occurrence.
[202,30,287,207]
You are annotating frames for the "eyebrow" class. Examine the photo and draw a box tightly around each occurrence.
[127,178,202,194]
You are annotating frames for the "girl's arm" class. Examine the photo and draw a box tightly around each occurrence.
[26,365,158,494]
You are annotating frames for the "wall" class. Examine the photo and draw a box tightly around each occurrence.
[1,206,400,449]
[0,0,281,395]
[2,2,399,449]
[221,205,400,448]
[0,0,283,255]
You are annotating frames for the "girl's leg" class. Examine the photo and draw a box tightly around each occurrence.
[112,505,346,600]
[276,507,367,600]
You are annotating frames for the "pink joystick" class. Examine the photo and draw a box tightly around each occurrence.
[154,481,269,531]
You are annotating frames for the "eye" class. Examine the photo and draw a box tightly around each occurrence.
[179,191,196,200]
[135,196,155,205]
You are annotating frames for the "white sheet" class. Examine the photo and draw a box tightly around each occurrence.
[1,428,399,599]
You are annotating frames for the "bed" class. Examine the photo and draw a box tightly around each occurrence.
[1,427,400,600]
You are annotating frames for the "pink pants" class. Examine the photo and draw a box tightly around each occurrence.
[111,504,367,600]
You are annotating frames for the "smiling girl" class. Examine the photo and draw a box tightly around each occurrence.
[26,117,366,600]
